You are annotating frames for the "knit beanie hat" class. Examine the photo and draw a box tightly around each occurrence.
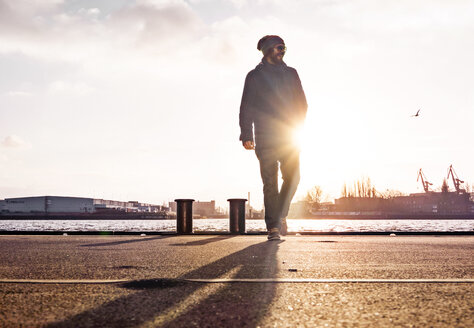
[257,35,285,55]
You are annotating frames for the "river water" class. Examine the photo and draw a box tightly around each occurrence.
[0,219,473,233]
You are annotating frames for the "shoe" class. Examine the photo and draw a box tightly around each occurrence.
[267,228,281,241]
[280,217,288,236]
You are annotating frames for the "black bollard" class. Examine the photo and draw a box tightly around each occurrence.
[227,198,247,234]
[175,199,194,234]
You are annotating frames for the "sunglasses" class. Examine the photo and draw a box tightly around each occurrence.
[275,45,286,52]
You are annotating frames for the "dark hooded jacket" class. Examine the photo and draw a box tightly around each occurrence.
[239,59,307,149]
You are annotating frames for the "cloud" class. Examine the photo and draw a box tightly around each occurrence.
[1,135,30,149]
[0,0,62,36]
[189,0,248,9]
[108,0,203,48]
[1,0,63,16]
[0,0,203,62]
[77,7,101,17]
[1,0,473,68]
[48,80,94,95]
[4,91,33,97]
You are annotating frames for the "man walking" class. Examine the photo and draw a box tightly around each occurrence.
[239,35,307,240]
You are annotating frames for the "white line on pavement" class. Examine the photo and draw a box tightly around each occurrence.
[0,278,473,284]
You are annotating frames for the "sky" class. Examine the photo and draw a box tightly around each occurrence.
[1,0,473,209]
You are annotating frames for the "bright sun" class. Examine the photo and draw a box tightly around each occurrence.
[293,111,375,200]
[292,124,305,150]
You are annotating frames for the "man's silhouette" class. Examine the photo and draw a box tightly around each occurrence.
[239,35,307,240]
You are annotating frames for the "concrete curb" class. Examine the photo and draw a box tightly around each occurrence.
[0,231,473,235]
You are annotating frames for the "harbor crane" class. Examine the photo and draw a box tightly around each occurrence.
[447,164,465,194]
[417,168,433,193]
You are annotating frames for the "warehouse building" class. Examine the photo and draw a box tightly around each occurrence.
[168,200,217,217]
[0,196,165,214]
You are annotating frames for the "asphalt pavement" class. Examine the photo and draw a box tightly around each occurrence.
[0,234,472,327]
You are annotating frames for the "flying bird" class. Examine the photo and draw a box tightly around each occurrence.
[411,109,421,117]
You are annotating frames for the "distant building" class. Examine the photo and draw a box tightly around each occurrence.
[391,192,473,215]
[126,201,167,213]
[0,196,166,214]
[194,200,216,216]
[330,192,473,215]
[288,191,474,218]
[247,207,264,219]
[335,197,386,213]
[168,200,216,217]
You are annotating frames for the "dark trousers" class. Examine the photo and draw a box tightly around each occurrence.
[256,145,300,231]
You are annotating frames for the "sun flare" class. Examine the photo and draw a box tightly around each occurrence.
[292,124,305,150]
[291,107,380,201]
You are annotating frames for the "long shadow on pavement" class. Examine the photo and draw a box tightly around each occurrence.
[47,240,282,328]
[81,235,176,247]
[170,235,237,246]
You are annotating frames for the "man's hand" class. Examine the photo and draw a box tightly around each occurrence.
[243,140,255,150]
